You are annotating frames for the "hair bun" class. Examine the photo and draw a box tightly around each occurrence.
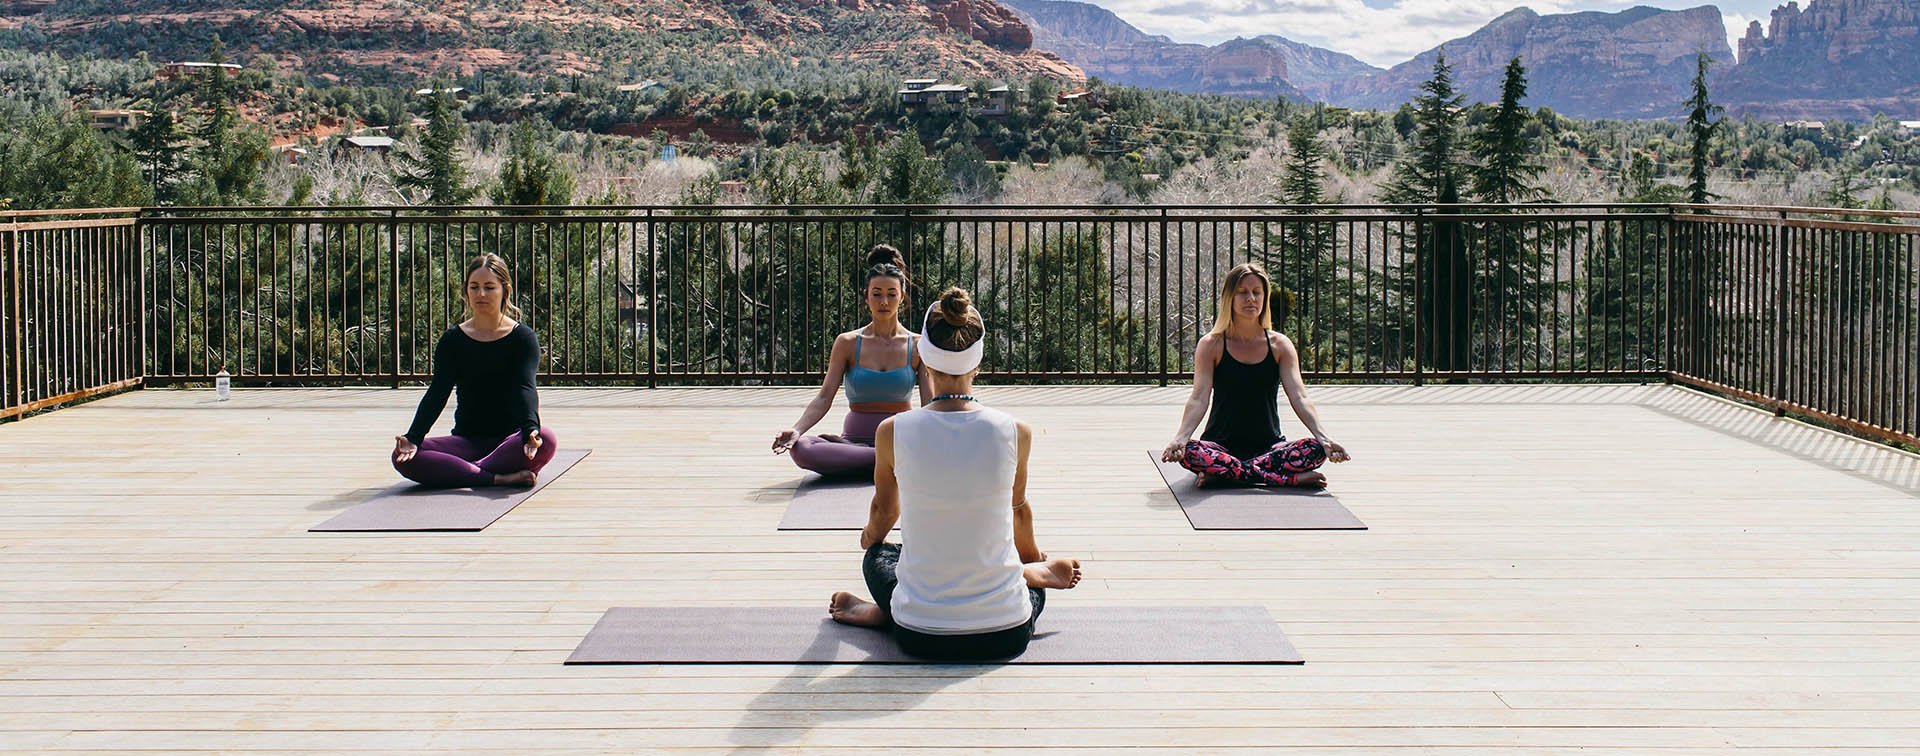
[866,244,905,270]
[938,287,973,326]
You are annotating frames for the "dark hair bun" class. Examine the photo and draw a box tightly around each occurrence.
[866,244,905,270]
[939,287,973,326]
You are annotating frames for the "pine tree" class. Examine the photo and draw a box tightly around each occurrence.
[126,104,186,203]
[1382,53,1472,374]
[1467,58,1543,205]
[396,86,476,205]
[491,118,575,206]
[1384,52,1464,205]
[1465,57,1556,369]
[1684,52,1720,205]
[179,36,268,205]
[1263,117,1343,368]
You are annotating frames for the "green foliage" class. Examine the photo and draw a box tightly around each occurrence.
[1684,52,1721,205]
[0,109,150,210]
[1467,58,1544,205]
[492,117,577,206]
[395,87,476,205]
[1384,53,1464,205]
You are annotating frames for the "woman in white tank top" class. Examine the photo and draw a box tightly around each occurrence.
[827,287,1083,660]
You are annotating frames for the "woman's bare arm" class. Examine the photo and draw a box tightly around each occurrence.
[1010,421,1045,563]
[775,334,852,451]
[1161,336,1220,461]
[860,419,902,548]
[1273,332,1351,462]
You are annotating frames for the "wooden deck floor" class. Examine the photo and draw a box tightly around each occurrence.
[3,383,1919,753]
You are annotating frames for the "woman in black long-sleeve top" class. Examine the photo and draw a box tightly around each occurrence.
[392,254,558,487]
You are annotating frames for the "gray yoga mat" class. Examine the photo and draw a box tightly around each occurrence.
[566,605,1302,664]
[777,475,874,530]
[1151,453,1365,530]
[312,449,591,532]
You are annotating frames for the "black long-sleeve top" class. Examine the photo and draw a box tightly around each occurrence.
[404,324,542,445]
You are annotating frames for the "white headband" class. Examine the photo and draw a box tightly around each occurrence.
[917,303,985,375]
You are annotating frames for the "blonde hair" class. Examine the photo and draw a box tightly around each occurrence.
[1207,262,1273,337]
[463,254,525,319]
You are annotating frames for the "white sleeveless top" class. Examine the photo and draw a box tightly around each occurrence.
[888,406,1031,635]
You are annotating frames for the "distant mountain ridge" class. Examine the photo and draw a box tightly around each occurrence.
[0,0,1083,83]
[1001,0,1383,100]
[1723,0,1920,119]
[1326,5,1732,119]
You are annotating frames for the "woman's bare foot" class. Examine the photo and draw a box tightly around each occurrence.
[828,591,887,627]
[1279,471,1327,488]
[493,470,537,487]
[1024,557,1082,589]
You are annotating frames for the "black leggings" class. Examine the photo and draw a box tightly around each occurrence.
[862,542,1045,661]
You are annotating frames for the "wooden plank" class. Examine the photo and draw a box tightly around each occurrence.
[2,385,1919,751]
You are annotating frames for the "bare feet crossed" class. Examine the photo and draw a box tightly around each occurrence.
[493,470,537,487]
[828,591,887,627]
[1024,557,1082,590]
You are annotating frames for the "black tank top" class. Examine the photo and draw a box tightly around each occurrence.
[1200,336,1285,459]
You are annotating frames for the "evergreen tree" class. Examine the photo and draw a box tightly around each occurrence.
[178,36,268,205]
[126,103,186,203]
[872,134,948,205]
[0,111,150,210]
[1684,52,1720,205]
[1263,117,1343,369]
[1383,52,1464,205]
[491,118,575,206]
[396,86,476,205]
[1465,57,1557,369]
[1467,58,1544,205]
[1381,53,1471,374]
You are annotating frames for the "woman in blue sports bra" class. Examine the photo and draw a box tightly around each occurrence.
[773,245,933,476]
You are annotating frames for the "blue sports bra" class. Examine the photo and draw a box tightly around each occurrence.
[845,335,917,404]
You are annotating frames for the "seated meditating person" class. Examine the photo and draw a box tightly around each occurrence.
[827,287,1083,661]
[392,253,558,488]
[772,245,932,477]
[1160,262,1352,487]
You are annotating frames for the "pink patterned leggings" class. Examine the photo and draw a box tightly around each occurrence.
[1179,437,1326,486]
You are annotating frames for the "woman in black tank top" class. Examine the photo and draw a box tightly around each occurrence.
[1160,262,1352,487]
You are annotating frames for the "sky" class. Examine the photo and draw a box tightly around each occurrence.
[1078,1,1789,68]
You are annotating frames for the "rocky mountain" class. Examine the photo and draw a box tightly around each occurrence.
[1326,5,1732,119]
[1001,0,1319,99]
[1243,35,1383,102]
[1722,0,1920,119]
[0,0,1082,83]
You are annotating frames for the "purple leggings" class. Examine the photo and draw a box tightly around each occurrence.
[393,427,559,488]
[1180,438,1326,486]
[789,410,895,477]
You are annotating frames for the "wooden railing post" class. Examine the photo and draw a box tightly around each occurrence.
[1772,210,1789,415]
[4,216,18,413]
[1411,208,1426,387]
[1157,208,1169,387]
[388,210,402,389]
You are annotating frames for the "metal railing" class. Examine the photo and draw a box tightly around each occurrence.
[1,203,1915,448]
[1,208,145,420]
[1669,204,1920,447]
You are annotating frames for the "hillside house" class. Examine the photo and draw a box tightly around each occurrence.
[978,85,1014,117]
[900,82,968,107]
[159,62,242,80]
[86,109,144,132]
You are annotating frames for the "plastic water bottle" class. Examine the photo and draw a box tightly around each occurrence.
[215,368,231,402]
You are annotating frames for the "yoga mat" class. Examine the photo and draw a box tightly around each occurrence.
[1150,453,1365,530]
[777,475,874,530]
[312,449,591,532]
[566,606,1302,664]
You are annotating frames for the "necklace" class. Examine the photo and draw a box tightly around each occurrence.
[931,393,977,404]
